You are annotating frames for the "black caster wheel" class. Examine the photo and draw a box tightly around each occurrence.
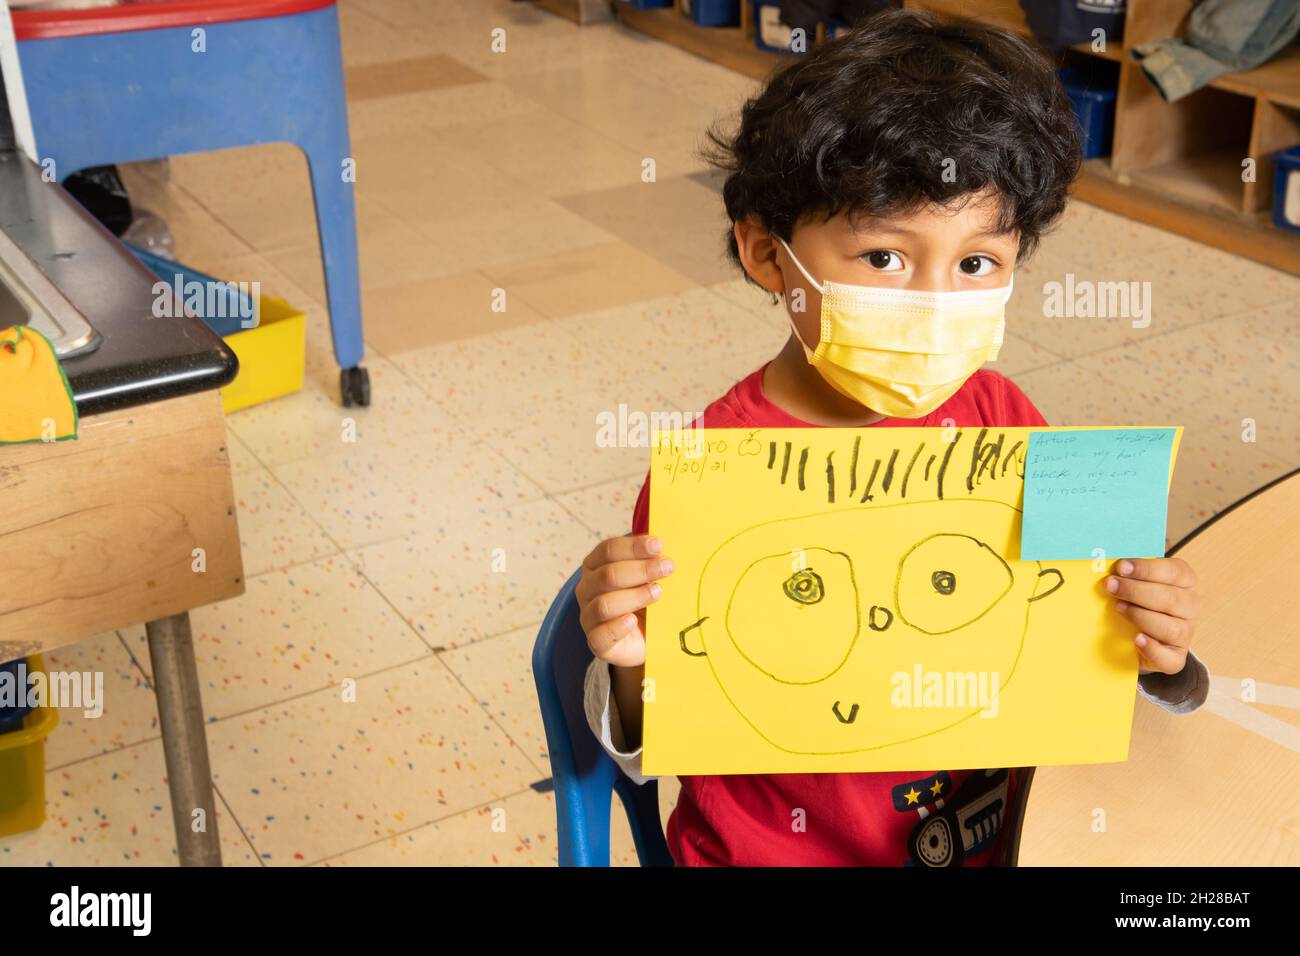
[340,366,371,408]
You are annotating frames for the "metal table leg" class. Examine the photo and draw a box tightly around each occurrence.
[146,612,223,867]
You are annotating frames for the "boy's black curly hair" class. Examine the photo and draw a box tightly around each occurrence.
[705,8,1082,268]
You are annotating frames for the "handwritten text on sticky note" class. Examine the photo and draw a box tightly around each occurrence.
[1021,428,1178,561]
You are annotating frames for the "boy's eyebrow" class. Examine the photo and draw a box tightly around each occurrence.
[850,224,1014,241]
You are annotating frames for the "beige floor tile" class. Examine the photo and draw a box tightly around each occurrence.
[553,473,646,539]
[347,81,536,141]
[399,198,615,279]
[338,0,455,66]
[231,466,339,576]
[556,175,734,285]
[226,353,457,468]
[706,277,789,329]
[556,286,790,380]
[168,144,320,254]
[483,240,698,319]
[346,498,600,648]
[351,128,539,224]
[475,383,673,495]
[271,429,547,551]
[439,109,652,199]
[117,163,258,264]
[441,626,549,774]
[42,632,159,769]
[225,428,264,476]
[345,53,487,101]
[207,658,537,864]
[389,319,628,414]
[361,269,550,355]
[321,787,557,866]
[0,741,258,866]
[121,557,430,719]
[320,779,681,866]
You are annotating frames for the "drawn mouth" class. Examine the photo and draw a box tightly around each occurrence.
[832,701,859,724]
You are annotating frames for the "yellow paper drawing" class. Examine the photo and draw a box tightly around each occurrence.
[643,426,1182,776]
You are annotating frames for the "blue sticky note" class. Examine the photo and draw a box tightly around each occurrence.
[1021,428,1177,561]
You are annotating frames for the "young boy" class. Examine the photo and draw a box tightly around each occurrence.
[577,9,1207,866]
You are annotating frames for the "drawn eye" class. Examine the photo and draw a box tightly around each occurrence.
[896,535,1013,635]
[783,569,825,605]
[726,548,859,684]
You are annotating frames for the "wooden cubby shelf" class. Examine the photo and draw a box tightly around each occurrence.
[613,0,1300,274]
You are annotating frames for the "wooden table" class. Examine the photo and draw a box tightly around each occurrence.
[0,389,243,866]
[1019,469,1300,866]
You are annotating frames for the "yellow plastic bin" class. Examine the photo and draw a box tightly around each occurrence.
[127,244,307,414]
[0,655,59,838]
[219,292,307,414]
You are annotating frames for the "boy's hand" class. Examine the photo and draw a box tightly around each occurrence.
[577,535,674,669]
[1106,558,1198,675]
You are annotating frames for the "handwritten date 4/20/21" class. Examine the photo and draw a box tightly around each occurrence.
[1120,892,1252,907]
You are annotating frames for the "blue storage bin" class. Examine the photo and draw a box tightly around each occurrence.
[1058,68,1116,160]
[683,0,740,27]
[752,0,798,53]
[621,0,672,8]
[0,658,33,735]
[126,243,258,339]
[1270,145,1300,234]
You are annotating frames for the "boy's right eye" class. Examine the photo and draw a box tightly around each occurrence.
[861,250,903,271]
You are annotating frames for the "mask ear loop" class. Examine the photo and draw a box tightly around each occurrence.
[774,236,826,357]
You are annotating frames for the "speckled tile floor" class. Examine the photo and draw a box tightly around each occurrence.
[3,0,1297,867]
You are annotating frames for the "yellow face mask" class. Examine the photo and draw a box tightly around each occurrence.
[777,238,1013,419]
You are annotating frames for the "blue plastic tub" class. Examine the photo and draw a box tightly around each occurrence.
[1270,145,1300,234]
[1058,68,1117,160]
[0,658,32,734]
[684,0,740,27]
[752,0,797,53]
[126,243,257,339]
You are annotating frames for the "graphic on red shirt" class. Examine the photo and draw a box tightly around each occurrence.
[627,363,1047,867]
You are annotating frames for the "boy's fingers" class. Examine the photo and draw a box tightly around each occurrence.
[580,557,674,601]
[1133,630,1187,676]
[582,535,662,572]
[585,615,646,666]
[579,582,662,633]
[1106,575,1196,619]
[1113,557,1196,589]
[1116,602,1192,650]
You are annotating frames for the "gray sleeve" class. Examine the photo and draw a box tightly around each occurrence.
[1136,650,1209,715]
[583,658,654,785]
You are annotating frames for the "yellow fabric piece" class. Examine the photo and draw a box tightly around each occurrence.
[0,325,78,444]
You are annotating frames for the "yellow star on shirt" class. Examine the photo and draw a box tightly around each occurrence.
[903,787,921,805]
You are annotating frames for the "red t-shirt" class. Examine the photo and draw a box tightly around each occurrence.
[629,364,1049,867]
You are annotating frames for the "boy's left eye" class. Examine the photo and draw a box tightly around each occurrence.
[959,256,996,276]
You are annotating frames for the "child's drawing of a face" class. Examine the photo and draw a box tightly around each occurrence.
[680,499,1064,755]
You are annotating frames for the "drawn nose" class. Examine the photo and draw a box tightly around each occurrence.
[868,605,894,632]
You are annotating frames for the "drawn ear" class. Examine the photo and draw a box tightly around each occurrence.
[678,617,708,657]
[1028,568,1065,603]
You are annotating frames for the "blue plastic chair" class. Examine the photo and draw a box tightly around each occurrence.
[13,0,370,406]
[532,568,674,867]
